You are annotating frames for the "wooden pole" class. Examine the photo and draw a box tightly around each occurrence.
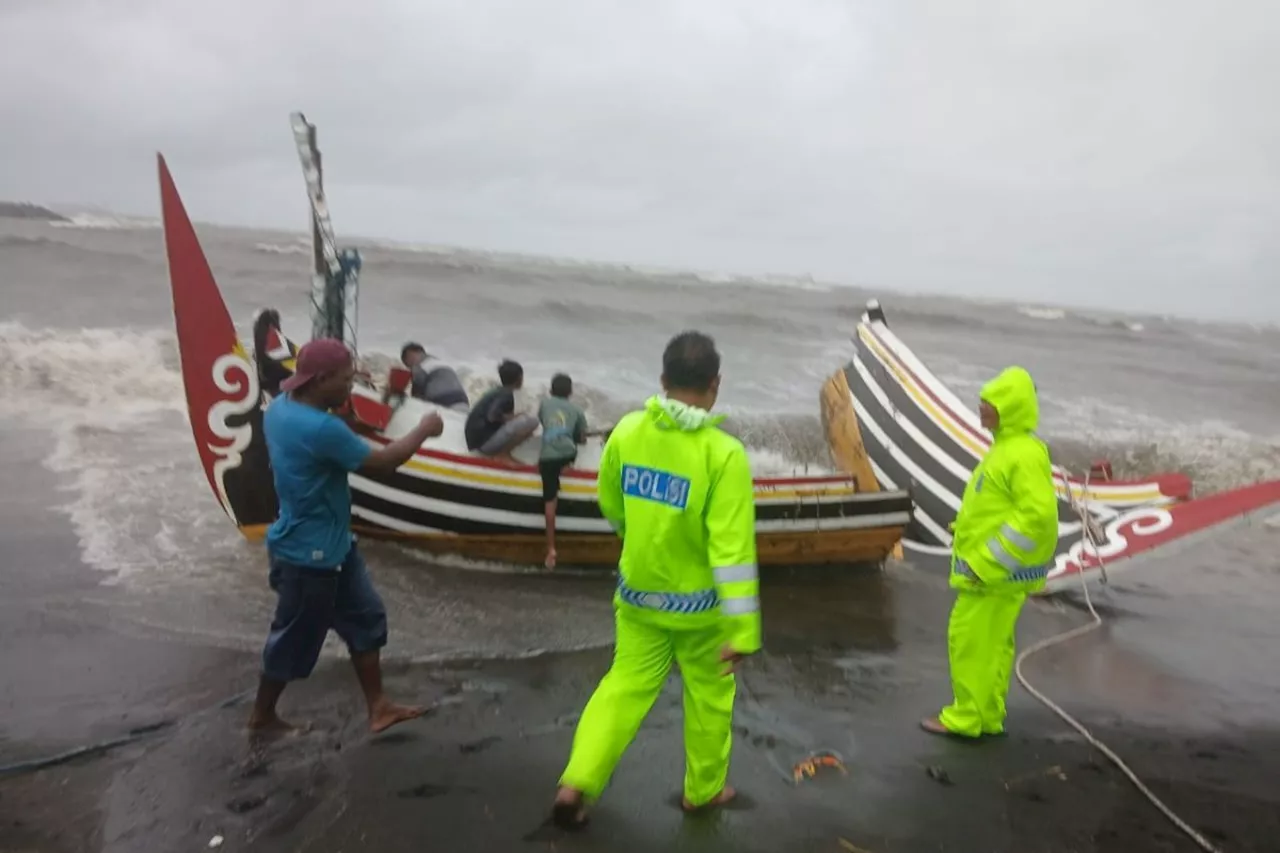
[308,122,325,303]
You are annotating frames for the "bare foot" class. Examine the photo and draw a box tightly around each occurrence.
[544,550,557,570]
[551,786,589,830]
[369,702,427,734]
[682,785,736,812]
[494,453,523,469]
[246,713,298,736]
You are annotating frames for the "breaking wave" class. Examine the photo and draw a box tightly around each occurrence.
[1,318,1276,652]
[252,240,311,256]
[1017,305,1068,321]
[0,322,835,586]
[51,212,161,231]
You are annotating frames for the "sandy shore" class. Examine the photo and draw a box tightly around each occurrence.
[5,575,1279,853]
[2,427,1279,852]
[4,633,1280,853]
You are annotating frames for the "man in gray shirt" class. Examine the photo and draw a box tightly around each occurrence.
[401,343,469,411]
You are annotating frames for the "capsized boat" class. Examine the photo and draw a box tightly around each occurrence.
[155,116,915,569]
[818,299,1280,593]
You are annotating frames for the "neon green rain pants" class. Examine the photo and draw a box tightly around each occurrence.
[559,605,735,807]
[938,590,1028,737]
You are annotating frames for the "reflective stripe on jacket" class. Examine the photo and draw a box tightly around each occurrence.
[950,367,1058,595]
[598,395,761,653]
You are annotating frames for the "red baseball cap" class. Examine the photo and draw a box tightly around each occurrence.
[280,338,353,392]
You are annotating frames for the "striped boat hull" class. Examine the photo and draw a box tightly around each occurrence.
[230,400,915,567]
[338,417,914,566]
[832,301,1280,593]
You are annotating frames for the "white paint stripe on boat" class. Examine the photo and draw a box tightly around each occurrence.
[353,473,909,535]
[853,372,1086,541]
[853,354,974,484]
[351,474,612,533]
[902,539,954,557]
[850,392,962,513]
[870,321,983,435]
[370,439,900,508]
[352,504,443,534]
[866,450,955,546]
[378,454,893,508]
[864,322,1173,506]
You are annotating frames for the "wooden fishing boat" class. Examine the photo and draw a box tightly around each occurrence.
[156,115,914,569]
[818,299,1280,593]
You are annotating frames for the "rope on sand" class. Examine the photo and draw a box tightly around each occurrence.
[1014,474,1224,853]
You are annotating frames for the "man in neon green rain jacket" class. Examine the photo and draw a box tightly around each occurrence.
[921,366,1058,739]
[551,331,760,829]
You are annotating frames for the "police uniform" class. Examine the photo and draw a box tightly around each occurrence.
[559,395,760,807]
[939,366,1059,737]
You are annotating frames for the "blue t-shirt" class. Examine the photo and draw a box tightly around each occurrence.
[264,393,372,568]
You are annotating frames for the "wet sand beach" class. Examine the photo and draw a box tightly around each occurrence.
[4,430,1280,853]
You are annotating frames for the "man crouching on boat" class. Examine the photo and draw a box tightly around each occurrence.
[921,366,1058,739]
[248,338,445,735]
[551,331,760,828]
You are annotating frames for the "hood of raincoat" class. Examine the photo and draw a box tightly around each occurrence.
[980,366,1039,438]
[645,395,726,432]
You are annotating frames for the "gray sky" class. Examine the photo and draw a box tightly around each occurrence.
[2,0,1278,321]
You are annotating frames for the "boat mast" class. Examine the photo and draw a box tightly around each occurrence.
[290,111,361,353]
[308,120,327,324]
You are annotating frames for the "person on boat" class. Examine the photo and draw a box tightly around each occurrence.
[551,330,760,829]
[920,366,1058,739]
[538,373,589,570]
[253,309,295,399]
[248,338,446,735]
[399,342,470,411]
[464,359,538,466]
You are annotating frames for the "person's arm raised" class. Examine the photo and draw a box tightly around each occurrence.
[359,413,444,473]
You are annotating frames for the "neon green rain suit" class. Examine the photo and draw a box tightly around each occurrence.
[559,396,760,806]
[939,366,1058,737]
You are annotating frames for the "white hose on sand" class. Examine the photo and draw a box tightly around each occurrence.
[1014,474,1224,853]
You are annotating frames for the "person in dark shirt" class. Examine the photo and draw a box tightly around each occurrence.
[464,359,538,466]
[400,342,470,410]
[537,373,588,569]
[253,309,295,399]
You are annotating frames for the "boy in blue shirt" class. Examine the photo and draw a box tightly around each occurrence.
[250,338,444,735]
[538,373,588,569]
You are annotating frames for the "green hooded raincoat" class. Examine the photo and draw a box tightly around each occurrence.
[939,367,1059,737]
[559,396,760,806]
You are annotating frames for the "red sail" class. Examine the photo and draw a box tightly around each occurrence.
[158,154,260,525]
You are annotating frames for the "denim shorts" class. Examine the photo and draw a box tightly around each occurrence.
[261,543,389,682]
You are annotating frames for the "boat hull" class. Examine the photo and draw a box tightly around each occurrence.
[158,153,913,569]
[827,300,1280,593]
[223,389,914,567]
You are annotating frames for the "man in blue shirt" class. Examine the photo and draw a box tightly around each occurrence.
[249,338,445,735]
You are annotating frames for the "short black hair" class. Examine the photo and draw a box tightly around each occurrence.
[400,342,425,364]
[550,373,573,398]
[662,331,720,391]
[498,359,523,387]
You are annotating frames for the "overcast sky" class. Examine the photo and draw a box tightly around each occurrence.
[2,0,1277,321]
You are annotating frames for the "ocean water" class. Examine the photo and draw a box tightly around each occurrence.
[2,211,1279,673]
